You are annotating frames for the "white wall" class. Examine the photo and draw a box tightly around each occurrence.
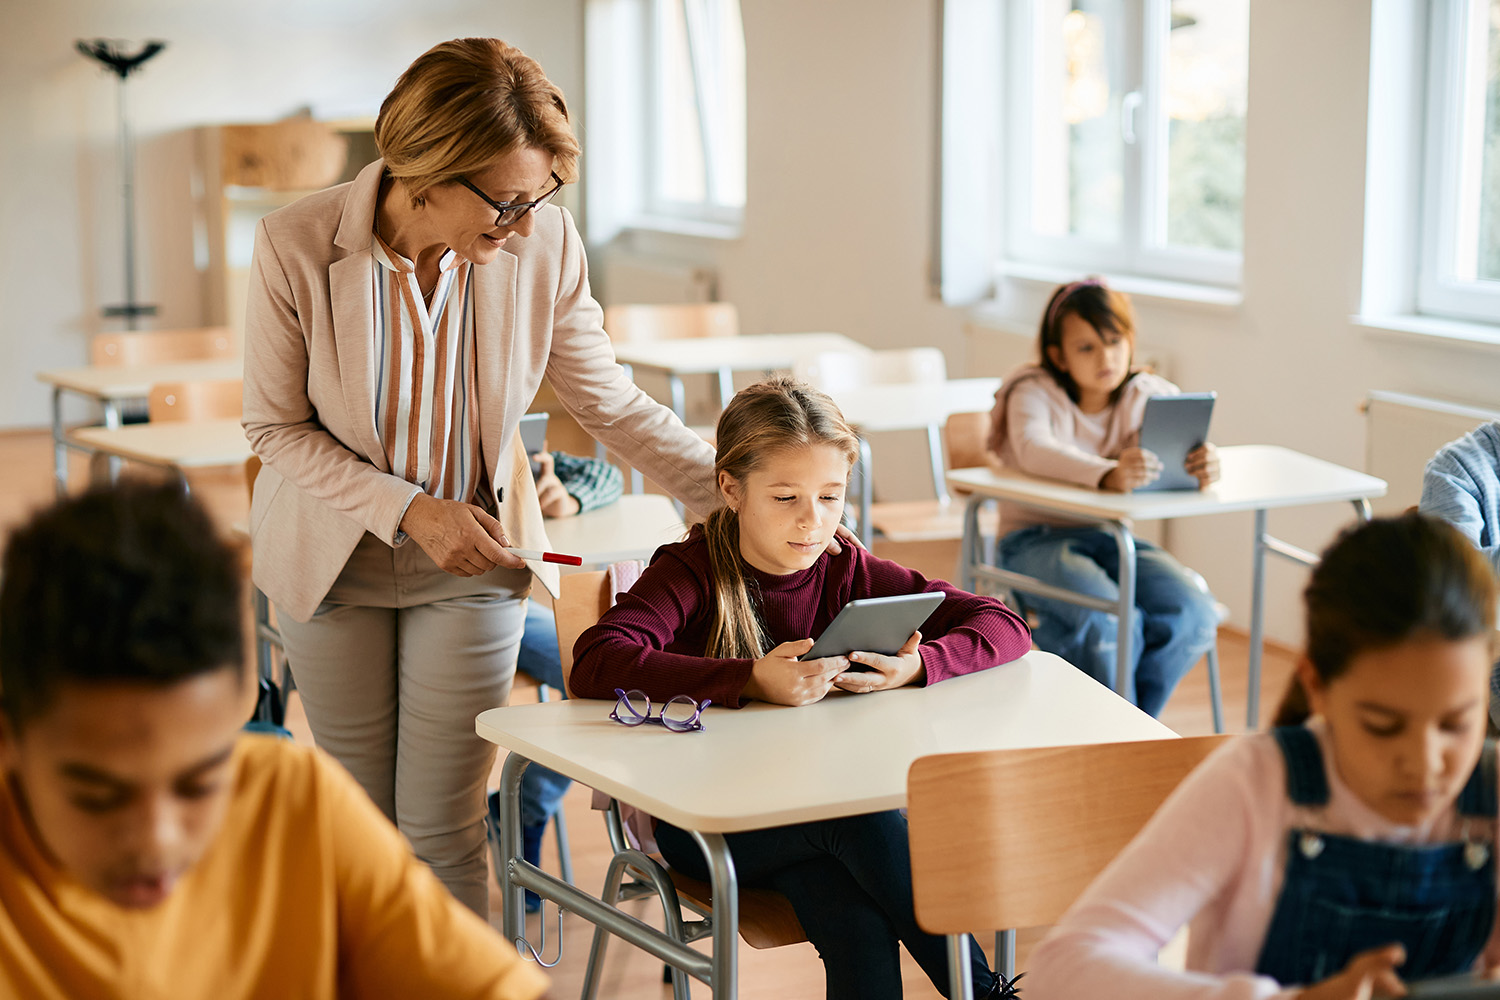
[0,0,582,427]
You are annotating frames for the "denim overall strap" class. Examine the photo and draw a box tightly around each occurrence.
[1254,728,1498,987]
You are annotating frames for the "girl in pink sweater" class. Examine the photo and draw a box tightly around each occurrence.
[1028,513,1499,1000]
[987,278,1220,717]
[572,378,1031,1000]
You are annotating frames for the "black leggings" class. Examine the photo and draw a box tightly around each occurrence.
[656,810,994,1000]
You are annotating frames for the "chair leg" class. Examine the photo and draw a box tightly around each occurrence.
[1206,645,1225,734]
[996,928,1016,983]
[949,934,975,1000]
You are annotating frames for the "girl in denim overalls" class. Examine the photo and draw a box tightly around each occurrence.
[1026,513,1500,1000]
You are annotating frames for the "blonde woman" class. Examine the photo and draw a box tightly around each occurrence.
[242,38,722,916]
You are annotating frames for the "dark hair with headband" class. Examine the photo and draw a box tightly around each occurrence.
[1037,278,1140,405]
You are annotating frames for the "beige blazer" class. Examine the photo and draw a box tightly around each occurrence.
[243,160,717,622]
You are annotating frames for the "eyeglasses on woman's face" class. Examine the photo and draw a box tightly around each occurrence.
[609,689,710,733]
[458,172,564,228]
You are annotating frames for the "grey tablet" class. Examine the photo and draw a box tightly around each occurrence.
[799,593,945,661]
[519,412,549,479]
[1407,975,1500,998]
[1134,392,1216,492]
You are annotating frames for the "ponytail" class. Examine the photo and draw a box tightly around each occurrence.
[1271,674,1313,728]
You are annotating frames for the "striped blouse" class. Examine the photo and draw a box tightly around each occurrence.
[370,233,483,504]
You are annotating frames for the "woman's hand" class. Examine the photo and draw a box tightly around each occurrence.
[1296,944,1407,1000]
[1101,447,1163,493]
[534,451,581,518]
[824,523,862,556]
[399,493,527,576]
[1186,442,1220,489]
[834,631,924,693]
[743,639,847,706]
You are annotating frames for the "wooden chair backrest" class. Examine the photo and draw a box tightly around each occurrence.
[908,735,1233,934]
[602,302,739,344]
[944,410,993,473]
[554,570,612,697]
[91,327,236,367]
[147,378,243,423]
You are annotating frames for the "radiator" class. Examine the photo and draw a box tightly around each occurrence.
[1363,390,1500,515]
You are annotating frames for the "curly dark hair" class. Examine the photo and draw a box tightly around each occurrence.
[0,479,243,729]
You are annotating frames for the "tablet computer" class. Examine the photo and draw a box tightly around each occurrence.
[519,412,549,479]
[800,593,945,661]
[1407,975,1500,998]
[1134,392,1216,492]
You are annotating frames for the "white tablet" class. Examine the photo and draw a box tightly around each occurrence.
[519,412,549,479]
[1407,975,1500,998]
[1135,392,1216,492]
[799,593,945,661]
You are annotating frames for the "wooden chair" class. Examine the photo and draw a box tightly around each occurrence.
[863,410,1001,544]
[554,570,805,999]
[91,327,236,366]
[908,735,1233,999]
[147,378,243,423]
[601,302,739,344]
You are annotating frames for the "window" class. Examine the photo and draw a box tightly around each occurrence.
[584,0,746,241]
[648,0,746,224]
[1002,0,1249,287]
[1419,0,1500,324]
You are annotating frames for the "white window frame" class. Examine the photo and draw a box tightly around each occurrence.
[1418,0,1500,324]
[1000,0,1244,289]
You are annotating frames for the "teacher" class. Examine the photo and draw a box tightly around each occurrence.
[241,38,719,916]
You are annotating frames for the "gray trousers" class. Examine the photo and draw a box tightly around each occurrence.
[278,531,530,917]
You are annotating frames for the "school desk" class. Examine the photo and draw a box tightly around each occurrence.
[611,332,870,419]
[830,377,1002,544]
[947,445,1388,727]
[478,649,1173,1000]
[542,493,687,568]
[37,359,243,495]
[68,417,251,480]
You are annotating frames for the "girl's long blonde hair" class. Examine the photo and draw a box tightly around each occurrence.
[703,378,859,659]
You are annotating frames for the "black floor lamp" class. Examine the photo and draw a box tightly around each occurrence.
[76,38,167,330]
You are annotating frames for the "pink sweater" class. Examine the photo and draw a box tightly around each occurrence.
[569,529,1032,707]
[1027,720,1500,1000]
[987,365,1180,533]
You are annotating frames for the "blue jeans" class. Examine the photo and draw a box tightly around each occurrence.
[517,601,571,829]
[656,811,995,1000]
[998,525,1218,717]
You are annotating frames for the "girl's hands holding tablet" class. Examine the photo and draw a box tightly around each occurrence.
[834,631,925,694]
[744,639,848,706]
[1101,447,1163,493]
[1186,442,1220,489]
[1296,943,1407,1000]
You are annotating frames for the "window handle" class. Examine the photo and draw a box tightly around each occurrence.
[1120,90,1142,145]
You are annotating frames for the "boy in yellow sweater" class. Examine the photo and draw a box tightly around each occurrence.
[0,480,549,1000]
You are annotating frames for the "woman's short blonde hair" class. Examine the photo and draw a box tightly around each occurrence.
[374,38,580,202]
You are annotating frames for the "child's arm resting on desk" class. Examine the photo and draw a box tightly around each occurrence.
[317,752,549,1000]
[1026,737,1293,1000]
[570,547,760,708]
[850,550,1031,684]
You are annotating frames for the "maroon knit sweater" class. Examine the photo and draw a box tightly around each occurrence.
[570,529,1032,708]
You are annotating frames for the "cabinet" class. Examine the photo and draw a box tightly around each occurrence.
[194,118,379,337]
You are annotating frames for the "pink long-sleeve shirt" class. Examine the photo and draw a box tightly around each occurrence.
[1027,720,1500,1000]
[987,365,1180,533]
[569,529,1032,707]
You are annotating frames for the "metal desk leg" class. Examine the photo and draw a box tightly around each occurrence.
[927,423,949,504]
[1103,521,1137,701]
[51,387,68,496]
[669,375,687,421]
[858,437,874,547]
[689,830,739,1000]
[102,399,123,483]
[497,752,529,946]
[960,496,982,593]
[717,367,734,412]
[1247,508,1268,729]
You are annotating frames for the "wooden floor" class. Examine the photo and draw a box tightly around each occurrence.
[0,427,1299,999]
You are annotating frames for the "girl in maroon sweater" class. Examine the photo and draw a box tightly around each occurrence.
[572,378,1030,1000]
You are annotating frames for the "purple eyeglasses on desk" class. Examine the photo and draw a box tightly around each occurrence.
[610,688,710,733]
